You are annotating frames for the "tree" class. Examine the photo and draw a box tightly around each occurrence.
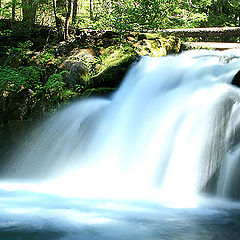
[1,0,240,37]
[12,0,16,20]
[72,0,78,25]
[90,0,93,19]
[52,0,73,39]
[53,0,66,36]
[22,0,38,24]
[64,0,71,40]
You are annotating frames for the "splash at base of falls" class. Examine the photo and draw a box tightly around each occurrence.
[2,50,240,207]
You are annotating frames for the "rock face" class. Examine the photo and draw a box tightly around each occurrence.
[0,88,36,164]
[60,31,180,94]
[60,60,89,88]
[231,70,240,88]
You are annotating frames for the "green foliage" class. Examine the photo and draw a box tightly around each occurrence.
[18,66,42,87]
[89,0,240,30]
[0,66,42,93]
[0,29,12,37]
[5,40,59,69]
[189,0,240,27]
[84,0,211,31]
[44,71,69,105]
[228,0,240,9]
[62,89,78,101]
[36,48,58,66]
[5,40,33,66]
[45,72,66,94]
[1,0,240,35]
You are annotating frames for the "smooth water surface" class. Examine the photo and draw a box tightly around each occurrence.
[1,189,240,240]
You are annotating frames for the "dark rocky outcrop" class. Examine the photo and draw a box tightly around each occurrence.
[231,70,240,88]
[60,60,89,88]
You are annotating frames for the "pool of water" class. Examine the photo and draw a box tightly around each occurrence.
[0,189,240,240]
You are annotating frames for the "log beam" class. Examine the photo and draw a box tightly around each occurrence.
[183,42,240,50]
[158,27,240,38]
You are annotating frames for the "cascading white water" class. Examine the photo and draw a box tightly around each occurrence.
[1,50,240,206]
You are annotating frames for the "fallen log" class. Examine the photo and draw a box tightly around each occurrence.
[158,27,240,38]
[183,42,240,50]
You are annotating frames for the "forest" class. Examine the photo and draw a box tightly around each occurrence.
[1,0,240,33]
[0,0,240,157]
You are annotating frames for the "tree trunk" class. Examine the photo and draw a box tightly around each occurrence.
[90,0,93,19]
[22,0,37,24]
[53,0,61,34]
[64,0,72,40]
[72,0,77,25]
[54,0,66,37]
[12,0,16,21]
[158,27,240,38]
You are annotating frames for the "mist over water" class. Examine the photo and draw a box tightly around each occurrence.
[1,50,240,239]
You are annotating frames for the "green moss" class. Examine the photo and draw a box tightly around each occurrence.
[125,33,180,57]
[160,36,181,54]
[137,33,162,40]
[96,45,137,73]
[82,87,116,97]
[133,39,166,57]
[62,89,79,101]
[89,44,138,89]
[85,33,181,91]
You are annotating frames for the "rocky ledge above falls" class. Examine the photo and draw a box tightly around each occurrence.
[56,31,181,94]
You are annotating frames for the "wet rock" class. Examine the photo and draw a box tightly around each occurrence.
[60,60,89,88]
[231,70,240,88]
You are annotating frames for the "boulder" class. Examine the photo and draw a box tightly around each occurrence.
[231,70,240,88]
[60,60,89,88]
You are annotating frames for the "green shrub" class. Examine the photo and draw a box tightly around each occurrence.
[45,72,66,97]
[0,66,42,94]
[5,40,33,67]
[36,48,59,66]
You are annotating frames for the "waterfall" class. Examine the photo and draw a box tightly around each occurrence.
[1,50,240,204]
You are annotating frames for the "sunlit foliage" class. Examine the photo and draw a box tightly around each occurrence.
[0,0,239,31]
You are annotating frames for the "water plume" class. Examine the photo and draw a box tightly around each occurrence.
[2,50,240,207]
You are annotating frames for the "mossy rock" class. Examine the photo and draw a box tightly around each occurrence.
[136,32,162,41]
[89,45,138,89]
[67,48,96,64]
[133,39,167,57]
[57,31,181,95]
[82,87,116,97]
[160,36,181,54]
[126,32,180,57]
[85,32,181,90]
[90,54,137,89]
